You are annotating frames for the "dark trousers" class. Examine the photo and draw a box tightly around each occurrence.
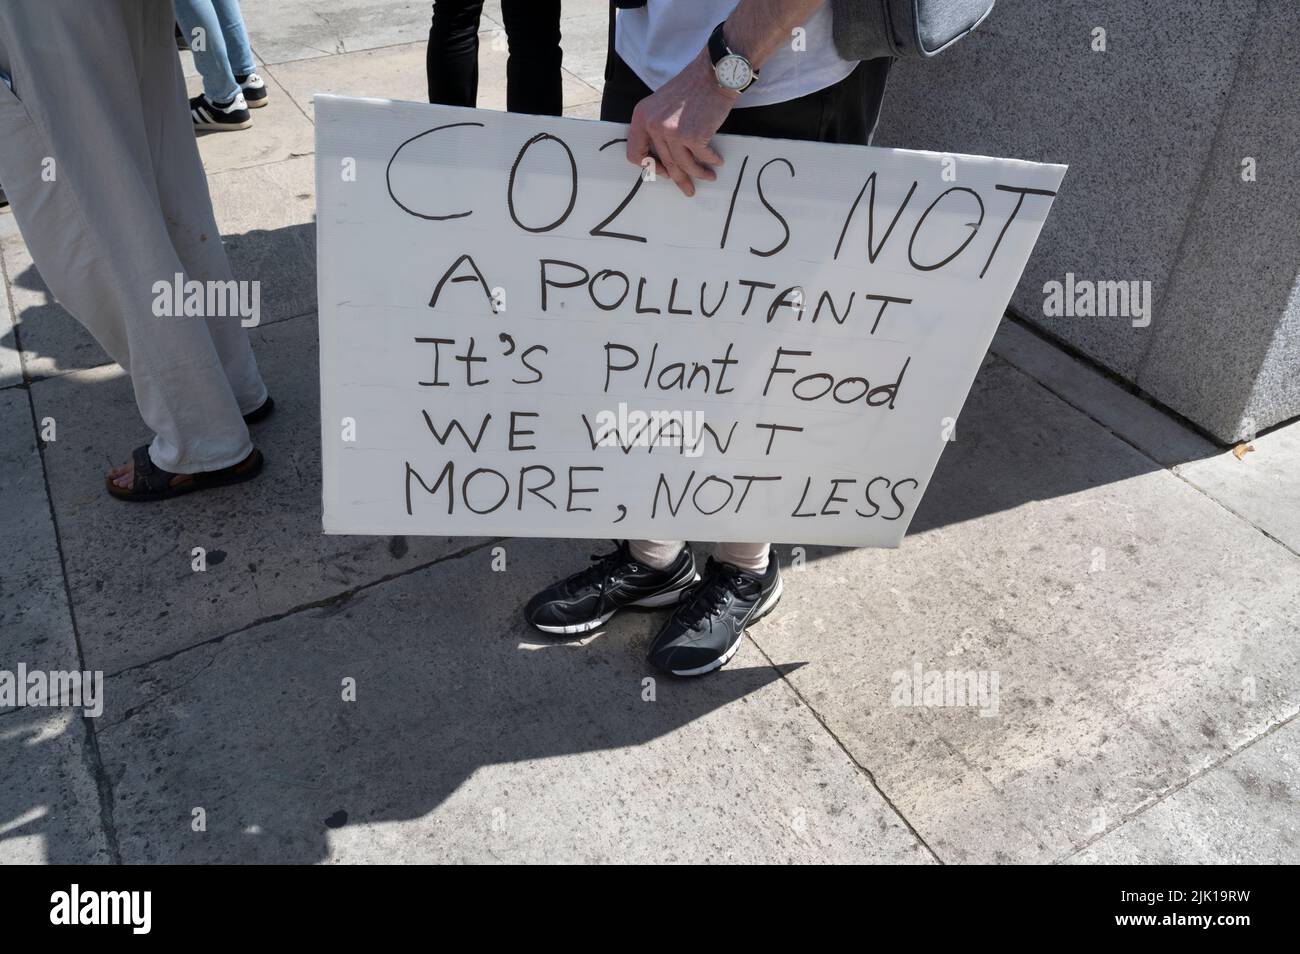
[600,49,893,147]
[426,0,563,116]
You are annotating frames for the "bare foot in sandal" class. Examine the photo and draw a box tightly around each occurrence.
[106,458,156,490]
[104,394,276,490]
[106,446,264,502]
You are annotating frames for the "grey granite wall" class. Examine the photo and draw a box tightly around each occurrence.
[872,0,1298,443]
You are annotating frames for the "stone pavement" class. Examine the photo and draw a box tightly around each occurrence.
[1,0,1297,864]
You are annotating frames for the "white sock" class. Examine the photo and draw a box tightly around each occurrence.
[713,542,770,575]
[628,539,685,570]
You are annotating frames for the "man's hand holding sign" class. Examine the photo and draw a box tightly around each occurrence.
[627,0,827,196]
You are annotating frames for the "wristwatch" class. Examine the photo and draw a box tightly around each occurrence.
[707,21,758,93]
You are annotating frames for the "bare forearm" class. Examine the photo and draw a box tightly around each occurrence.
[722,0,825,70]
[624,0,827,197]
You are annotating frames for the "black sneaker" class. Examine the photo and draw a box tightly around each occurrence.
[235,72,269,108]
[647,555,783,677]
[189,92,252,131]
[524,541,699,635]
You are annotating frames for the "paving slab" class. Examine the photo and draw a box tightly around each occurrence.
[748,354,1300,863]
[269,37,600,122]
[555,8,611,92]
[208,155,318,327]
[94,535,928,863]
[0,707,111,863]
[1070,717,1300,864]
[991,320,1219,468]
[564,100,603,121]
[241,0,432,65]
[185,69,315,176]
[29,313,482,675]
[1174,423,1300,557]
[993,318,1300,558]
[0,389,79,672]
[3,155,317,381]
[267,41,428,119]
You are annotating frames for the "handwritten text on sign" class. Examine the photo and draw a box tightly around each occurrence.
[316,96,1064,546]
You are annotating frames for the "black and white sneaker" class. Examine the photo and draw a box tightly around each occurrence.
[646,555,782,677]
[189,92,252,131]
[235,72,268,108]
[524,541,699,635]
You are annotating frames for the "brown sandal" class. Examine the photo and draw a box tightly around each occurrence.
[106,445,264,502]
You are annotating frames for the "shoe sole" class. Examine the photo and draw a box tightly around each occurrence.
[195,119,253,131]
[667,575,784,678]
[245,97,268,109]
[529,573,701,635]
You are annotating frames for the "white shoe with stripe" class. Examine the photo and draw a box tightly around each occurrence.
[189,92,252,131]
[235,72,269,108]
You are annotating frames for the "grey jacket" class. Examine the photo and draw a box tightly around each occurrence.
[830,0,993,60]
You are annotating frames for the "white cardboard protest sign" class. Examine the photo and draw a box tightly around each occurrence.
[315,95,1065,547]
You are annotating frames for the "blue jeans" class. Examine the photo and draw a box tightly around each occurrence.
[173,0,254,103]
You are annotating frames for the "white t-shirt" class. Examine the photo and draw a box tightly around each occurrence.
[615,1,857,109]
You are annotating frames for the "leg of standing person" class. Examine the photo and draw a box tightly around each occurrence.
[174,0,239,102]
[500,0,563,116]
[595,52,782,672]
[0,0,264,496]
[427,0,486,106]
[535,22,894,674]
[628,541,766,584]
[636,53,890,675]
[628,540,686,570]
[173,0,252,129]
[207,0,268,108]
[208,0,256,79]
[713,543,770,574]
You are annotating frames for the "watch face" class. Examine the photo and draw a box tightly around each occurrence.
[715,53,752,90]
